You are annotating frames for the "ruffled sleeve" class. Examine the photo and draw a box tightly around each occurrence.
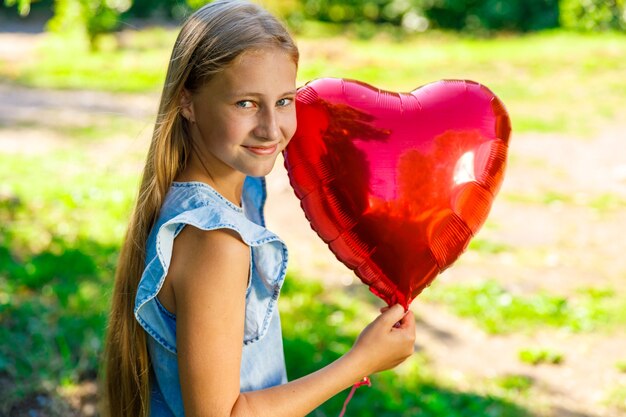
[134,182,288,353]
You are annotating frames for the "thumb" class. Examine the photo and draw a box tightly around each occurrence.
[379,304,406,326]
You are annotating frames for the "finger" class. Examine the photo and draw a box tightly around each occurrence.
[380,304,406,326]
[394,310,416,331]
[379,306,390,313]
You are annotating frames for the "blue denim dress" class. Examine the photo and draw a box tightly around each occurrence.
[134,177,289,417]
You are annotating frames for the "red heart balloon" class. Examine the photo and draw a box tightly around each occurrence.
[284,78,511,309]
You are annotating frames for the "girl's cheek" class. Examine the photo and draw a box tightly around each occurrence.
[288,110,298,138]
[278,110,297,142]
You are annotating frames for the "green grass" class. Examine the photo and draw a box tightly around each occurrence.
[0,151,138,251]
[605,385,626,412]
[422,281,626,334]
[493,374,534,394]
[504,191,626,213]
[0,149,533,415]
[518,348,564,366]
[1,29,626,135]
[11,30,174,92]
[0,150,137,413]
[281,278,530,417]
[467,237,511,254]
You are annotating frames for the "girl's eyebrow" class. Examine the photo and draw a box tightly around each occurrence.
[230,89,297,98]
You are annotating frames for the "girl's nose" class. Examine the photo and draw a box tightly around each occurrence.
[254,108,281,141]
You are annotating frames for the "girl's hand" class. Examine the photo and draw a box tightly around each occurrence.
[348,304,416,376]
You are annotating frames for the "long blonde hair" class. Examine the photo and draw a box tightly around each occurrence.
[102,2,299,416]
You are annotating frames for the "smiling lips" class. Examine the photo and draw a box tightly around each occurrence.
[243,143,279,155]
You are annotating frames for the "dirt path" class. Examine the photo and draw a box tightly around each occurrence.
[1,31,626,417]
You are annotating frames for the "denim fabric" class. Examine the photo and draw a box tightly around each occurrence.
[134,177,289,417]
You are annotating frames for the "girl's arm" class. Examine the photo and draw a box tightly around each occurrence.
[166,225,415,417]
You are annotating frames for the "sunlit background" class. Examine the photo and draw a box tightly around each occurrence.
[1,1,625,416]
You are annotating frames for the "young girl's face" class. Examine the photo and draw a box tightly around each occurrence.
[184,47,298,179]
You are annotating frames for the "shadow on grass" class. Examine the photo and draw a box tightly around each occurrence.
[280,277,531,417]
[0,198,117,416]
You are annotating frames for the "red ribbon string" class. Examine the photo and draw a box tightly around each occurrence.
[338,376,371,417]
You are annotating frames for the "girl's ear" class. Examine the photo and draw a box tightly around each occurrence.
[180,89,196,123]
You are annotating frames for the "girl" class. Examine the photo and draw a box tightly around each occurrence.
[102,1,416,416]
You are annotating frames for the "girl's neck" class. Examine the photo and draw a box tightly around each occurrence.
[176,157,245,207]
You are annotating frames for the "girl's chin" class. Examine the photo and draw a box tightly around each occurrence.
[245,159,279,178]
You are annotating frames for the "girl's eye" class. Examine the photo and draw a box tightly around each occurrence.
[277,98,293,107]
[236,100,255,108]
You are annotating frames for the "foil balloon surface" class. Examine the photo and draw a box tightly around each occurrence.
[284,78,511,309]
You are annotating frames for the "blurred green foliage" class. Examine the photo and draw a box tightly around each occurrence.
[124,0,192,19]
[419,0,560,33]
[2,0,625,48]
[3,0,30,15]
[44,0,134,49]
[291,0,624,34]
[560,0,626,31]
[277,0,562,36]
[2,0,193,49]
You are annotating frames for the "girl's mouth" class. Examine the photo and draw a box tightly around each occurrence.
[243,143,279,155]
